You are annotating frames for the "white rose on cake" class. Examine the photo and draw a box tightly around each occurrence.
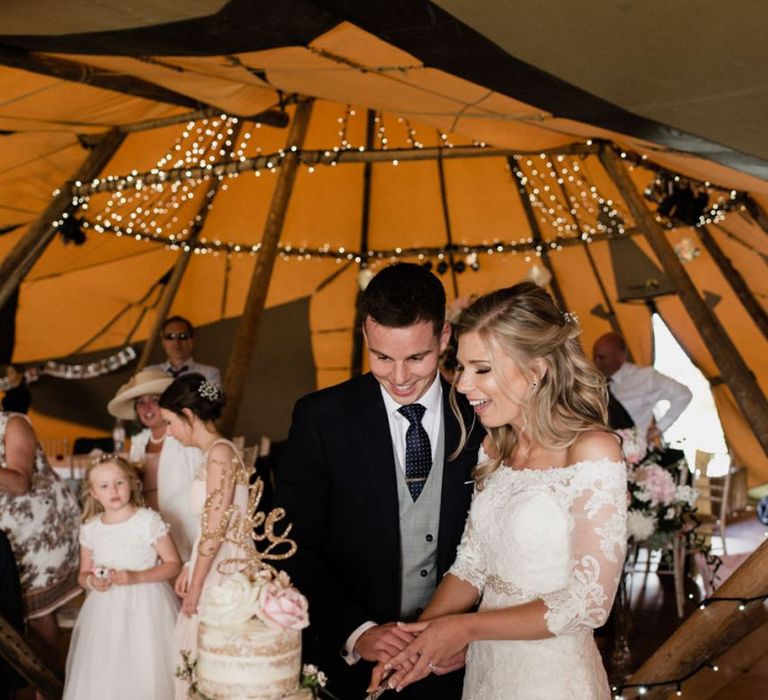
[198,571,268,626]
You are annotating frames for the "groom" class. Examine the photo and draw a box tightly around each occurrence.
[276,263,483,699]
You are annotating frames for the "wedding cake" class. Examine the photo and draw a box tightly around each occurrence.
[196,571,312,700]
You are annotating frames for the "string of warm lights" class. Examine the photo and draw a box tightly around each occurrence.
[78,211,656,266]
[610,591,768,698]
[56,107,751,264]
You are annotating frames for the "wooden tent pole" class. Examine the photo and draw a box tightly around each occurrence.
[623,539,768,699]
[74,143,599,195]
[350,109,377,377]
[599,144,768,455]
[700,225,768,338]
[743,196,768,233]
[508,159,569,312]
[137,124,245,370]
[0,614,63,699]
[0,128,125,312]
[219,99,314,434]
[436,149,460,299]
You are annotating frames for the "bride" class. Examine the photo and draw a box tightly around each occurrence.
[370,282,627,699]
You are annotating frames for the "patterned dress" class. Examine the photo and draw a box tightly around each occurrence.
[0,412,81,618]
[450,457,627,699]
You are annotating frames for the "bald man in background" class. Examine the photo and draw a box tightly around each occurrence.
[593,332,692,456]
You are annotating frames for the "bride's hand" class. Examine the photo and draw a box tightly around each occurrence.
[384,616,470,691]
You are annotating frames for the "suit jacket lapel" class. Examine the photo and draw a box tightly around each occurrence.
[357,374,400,552]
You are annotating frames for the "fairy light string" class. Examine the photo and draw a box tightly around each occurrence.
[55,108,752,267]
[610,591,768,698]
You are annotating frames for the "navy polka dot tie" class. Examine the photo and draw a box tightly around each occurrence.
[398,403,432,501]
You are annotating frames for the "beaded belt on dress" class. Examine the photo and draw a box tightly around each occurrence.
[485,574,535,603]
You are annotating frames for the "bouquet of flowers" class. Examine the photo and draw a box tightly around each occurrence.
[620,430,698,550]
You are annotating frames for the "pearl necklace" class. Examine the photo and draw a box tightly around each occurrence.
[148,432,166,445]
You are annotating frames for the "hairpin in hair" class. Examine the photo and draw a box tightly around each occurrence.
[198,380,221,402]
[562,311,579,325]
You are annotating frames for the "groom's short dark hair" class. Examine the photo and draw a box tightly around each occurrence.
[361,263,446,335]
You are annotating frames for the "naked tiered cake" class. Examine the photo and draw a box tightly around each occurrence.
[196,572,312,700]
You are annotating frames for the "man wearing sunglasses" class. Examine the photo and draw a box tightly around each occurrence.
[145,316,221,385]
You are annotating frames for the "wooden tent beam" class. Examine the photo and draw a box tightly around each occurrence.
[72,143,599,195]
[436,148,460,299]
[599,144,768,455]
[622,539,768,699]
[219,98,315,434]
[137,124,245,370]
[0,614,63,700]
[0,128,125,312]
[120,106,290,133]
[350,109,377,377]
[508,159,569,312]
[743,196,768,234]
[0,45,207,111]
[700,225,768,339]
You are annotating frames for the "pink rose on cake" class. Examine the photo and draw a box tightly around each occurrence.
[255,571,309,630]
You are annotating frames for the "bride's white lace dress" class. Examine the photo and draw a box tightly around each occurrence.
[450,457,627,699]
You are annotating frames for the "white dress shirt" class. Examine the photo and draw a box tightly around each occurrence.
[144,358,221,386]
[343,374,444,664]
[610,361,692,455]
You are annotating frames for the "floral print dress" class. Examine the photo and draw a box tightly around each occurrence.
[0,412,81,618]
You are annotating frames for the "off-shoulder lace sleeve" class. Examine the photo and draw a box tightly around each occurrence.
[448,507,487,593]
[542,461,627,635]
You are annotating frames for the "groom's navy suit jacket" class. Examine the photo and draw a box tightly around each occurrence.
[276,373,483,700]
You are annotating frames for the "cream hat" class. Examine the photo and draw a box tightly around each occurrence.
[107,369,173,420]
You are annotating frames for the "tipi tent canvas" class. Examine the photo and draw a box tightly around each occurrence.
[0,0,766,484]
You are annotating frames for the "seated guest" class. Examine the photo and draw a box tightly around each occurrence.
[593,332,692,455]
[0,412,81,667]
[0,531,26,698]
[144,316,221,385]
[108,369,201,562]
[1,365,31,414]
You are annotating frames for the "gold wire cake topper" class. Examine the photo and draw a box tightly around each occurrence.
[197,449,297,579]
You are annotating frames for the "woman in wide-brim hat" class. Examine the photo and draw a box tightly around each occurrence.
[108,369,202,562]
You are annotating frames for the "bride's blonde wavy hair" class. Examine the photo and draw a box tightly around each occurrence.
[450,282,608,488]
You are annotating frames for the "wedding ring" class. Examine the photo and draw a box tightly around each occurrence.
[427,662,436,672]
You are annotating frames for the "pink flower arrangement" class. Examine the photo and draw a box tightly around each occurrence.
[634,464,677,506]
[256,572,310,630]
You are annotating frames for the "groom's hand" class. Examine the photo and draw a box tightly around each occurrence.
[354,622,417,663]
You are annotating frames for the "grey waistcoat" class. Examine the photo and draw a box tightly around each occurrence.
[394,422,445,619]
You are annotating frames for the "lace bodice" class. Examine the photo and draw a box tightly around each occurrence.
[450,458,627,636]
[80,508,169,572]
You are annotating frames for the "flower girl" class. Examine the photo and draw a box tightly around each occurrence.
[63,455,182,700]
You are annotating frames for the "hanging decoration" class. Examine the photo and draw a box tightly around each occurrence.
[357,267,374,290]
[0,347,138,386]
[673,237,701,263]
[527,263,552,288]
